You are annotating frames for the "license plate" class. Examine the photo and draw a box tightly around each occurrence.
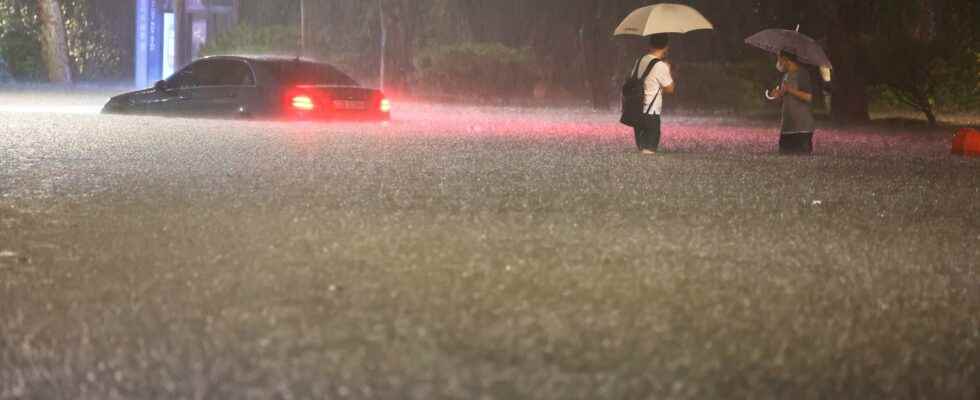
[333,100,367,110]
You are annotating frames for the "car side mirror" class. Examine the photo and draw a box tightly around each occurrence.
[154,80,171,93]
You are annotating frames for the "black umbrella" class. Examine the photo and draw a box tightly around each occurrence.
[745,28,833,69]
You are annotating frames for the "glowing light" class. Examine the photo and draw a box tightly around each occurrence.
[292,95,315,111]
[379,98,392,113]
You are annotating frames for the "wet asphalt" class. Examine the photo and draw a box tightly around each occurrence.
[1,92,979,399]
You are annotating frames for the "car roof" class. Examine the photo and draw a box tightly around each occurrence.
[198,55,325,64]
[189,55,362,88]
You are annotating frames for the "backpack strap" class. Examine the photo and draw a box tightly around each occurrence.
[630,57,643,79]
[646,87,662,115]
[635,57,658,81]
[643,58,662,114]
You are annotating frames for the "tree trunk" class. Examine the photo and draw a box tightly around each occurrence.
[924,107,938,126]
[231,0,240,26]
[37,0,73,84]
[919,90,938,125]
[826,0,870,124]
[299,0,306,56]
[174,0,190,69]
[379,0,386,90]
[582,0,612,110]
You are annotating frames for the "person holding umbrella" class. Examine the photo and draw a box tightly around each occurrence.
[615,3,713,154]
[770,49,816,155]
[631,34,675,154]
[746,27,833,155]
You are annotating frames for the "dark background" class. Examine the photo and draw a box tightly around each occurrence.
[1,0,978,124]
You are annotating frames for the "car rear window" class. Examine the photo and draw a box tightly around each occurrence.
[266,61,359,87]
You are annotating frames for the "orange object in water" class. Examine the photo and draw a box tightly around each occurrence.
[952,128,980,156]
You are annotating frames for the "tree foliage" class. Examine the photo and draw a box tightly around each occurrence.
[0,0,44,80]
[0,0,125,81]
[413,42,541,101]
[867,0,979,124]
[3,0,977,124]
[199,24,299,57]
[232,0,844,110]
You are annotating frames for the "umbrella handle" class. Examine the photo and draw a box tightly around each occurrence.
[765,79,782,100]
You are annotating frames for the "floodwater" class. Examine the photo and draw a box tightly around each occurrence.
[1,90,978,399]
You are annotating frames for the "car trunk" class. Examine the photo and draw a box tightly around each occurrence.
[290,85,386,118]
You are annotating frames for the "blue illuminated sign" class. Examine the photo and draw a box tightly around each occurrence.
[163,13,176,78]
[134,0,148,87]
[134,0,165,88]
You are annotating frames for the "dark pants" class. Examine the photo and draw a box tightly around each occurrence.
[779,132,814,155]
[633,114,662,151]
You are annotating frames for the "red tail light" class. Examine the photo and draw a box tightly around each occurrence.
[292,95,315,111]
[379,98,391,113]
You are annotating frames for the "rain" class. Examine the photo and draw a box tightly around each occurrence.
[2,1,979,399]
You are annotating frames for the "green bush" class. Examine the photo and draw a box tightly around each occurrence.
[667,60,779,113]
[0,2,43,81]
[866,44,979,122]
[0,55,9,81]
[0,1,125,82]
[862,0,979,124]
[200,24,300,57]
[413,42,542,101]
[0,29,43,81]
[63,1,125,81]
[925,51,980,113]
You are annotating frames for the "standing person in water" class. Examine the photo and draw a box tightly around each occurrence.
[769,50,815,155]
[633,34,675,154]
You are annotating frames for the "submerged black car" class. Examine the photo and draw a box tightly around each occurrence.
[103,56,391,121]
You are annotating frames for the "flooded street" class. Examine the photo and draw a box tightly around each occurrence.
[1,91,979,399]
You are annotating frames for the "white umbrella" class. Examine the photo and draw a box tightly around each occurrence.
[614,3,714,36]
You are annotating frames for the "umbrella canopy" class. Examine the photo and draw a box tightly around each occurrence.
[745,29,833,68]
[614,4,714,36]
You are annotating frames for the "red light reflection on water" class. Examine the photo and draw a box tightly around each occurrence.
[277,100,951,158]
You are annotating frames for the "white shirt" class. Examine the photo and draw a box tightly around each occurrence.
[637,54,673,115]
